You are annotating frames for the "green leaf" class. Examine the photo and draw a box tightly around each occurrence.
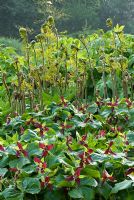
[99,182,112,200]
[68,188,84,199]
[82,167,100,178]
[43,190,65,200]
[9,157,30,168]
[22,177,41,194]
[80,177,98,187]
[80,186,94,200]
[0,168,8,177]
[127,131,134,146]
[87,104,98,114]
[111,180,133,194]
[21,129,40,142]
[2,187,24,200]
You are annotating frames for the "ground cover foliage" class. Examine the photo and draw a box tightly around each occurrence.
[0,17,134,199]
[0,98,134,199]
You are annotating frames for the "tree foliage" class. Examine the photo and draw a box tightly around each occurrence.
[0,0,134,37]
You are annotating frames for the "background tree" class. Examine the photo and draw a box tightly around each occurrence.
[0,0,40,37]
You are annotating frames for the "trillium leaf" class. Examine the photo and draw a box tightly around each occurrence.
[111,180,133,194]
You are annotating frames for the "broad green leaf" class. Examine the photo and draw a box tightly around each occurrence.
[0,168,8,177]
[22,177,41,194]
[68,188,84,199]
[2,187,24,200]
[111,180,133,194]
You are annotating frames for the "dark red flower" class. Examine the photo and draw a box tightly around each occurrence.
[42,150,48,157]
[34,157,41,163]
[126,98,132,108]
[39,143,54,157]
[6,116,11,125]
[125,168,134,176]
[84,118,90,123]
[97,130,106,138]
[20,126,24,134]
[22,150,28,157]
[60,96,68,107]
[61,123,73,130]
[40,181,45,188]
[16,150,21,157]
[17,142,23,151]
[17,142,28,157]
[107,102,118,107]
[0,145,5,151]
[104,141,116,155]
[66,175,74,182]
[74,167,82,177]
[66,167,82,185]
[34,157,47,173]
[9,168,18,172]
[102,170,115,184]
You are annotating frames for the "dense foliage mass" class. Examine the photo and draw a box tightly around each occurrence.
[0,98,134,199]
[0,17,134,199]
[0,17,134,114]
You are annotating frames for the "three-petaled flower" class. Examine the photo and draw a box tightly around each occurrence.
[66,167,82,185]
[39,143,54,157]
[102,169,115,184]
[104,141,116,155]
[16,142,28,157]
[34,157,47,173]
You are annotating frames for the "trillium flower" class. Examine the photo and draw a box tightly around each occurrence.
[34,157,47,173]
[78,148,93,167]
[102,170,115,184]
[126,98,132,108]
[6,116,11,125]
[16,142,28,157]
[96,130,106,138]
[66,136,73,151]
[9,168,19,172]
[0,144,5,151]
[40,176,52,190]
[60,96,68,107]
[104,141,116,155]
[39,143,54,157]
[66,167,82,185]
[125,168,134,176]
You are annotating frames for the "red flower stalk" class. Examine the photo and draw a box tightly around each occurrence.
[16,142,28,157]
[39,143,54,157]
[0,144,5,151]
[66,167,82,185]
[102,170,115,184]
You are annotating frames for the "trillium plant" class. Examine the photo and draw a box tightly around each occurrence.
[0,98,134,200]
